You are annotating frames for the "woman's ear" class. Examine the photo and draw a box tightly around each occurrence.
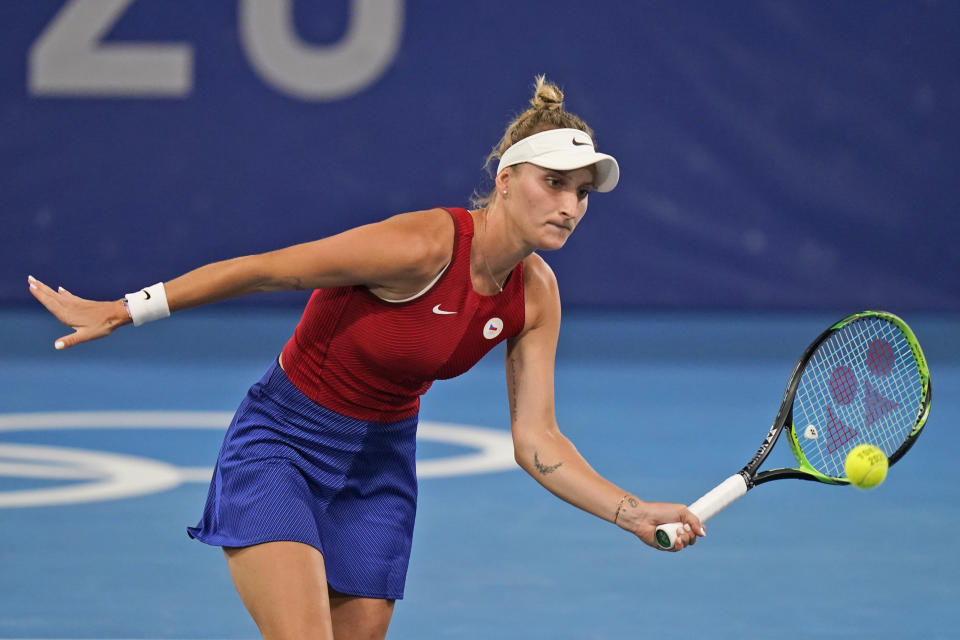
[495,167,512,196]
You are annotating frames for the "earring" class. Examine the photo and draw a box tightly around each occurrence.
[502,189,508,195]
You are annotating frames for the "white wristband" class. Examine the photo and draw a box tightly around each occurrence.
[124,283,171,327]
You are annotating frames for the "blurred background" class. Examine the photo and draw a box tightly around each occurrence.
[1,2,958,639]
[3,0,958,311]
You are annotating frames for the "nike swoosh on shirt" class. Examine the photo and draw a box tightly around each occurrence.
[432,304,457,315]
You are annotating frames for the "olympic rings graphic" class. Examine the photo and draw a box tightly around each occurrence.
[0,412,516,508]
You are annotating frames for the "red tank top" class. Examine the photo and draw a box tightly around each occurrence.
[280,207,526,422]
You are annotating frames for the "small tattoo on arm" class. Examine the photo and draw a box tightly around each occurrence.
[533,451,562,475]
[508,355,519,423]
[270,276,304,291]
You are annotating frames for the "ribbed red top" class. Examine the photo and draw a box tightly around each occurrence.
[280,207,526,422]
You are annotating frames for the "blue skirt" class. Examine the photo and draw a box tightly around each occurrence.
[187,360,418,600]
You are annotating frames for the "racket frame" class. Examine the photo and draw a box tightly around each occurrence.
[654,310,931,549]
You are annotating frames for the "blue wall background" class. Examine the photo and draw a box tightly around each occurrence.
[2,1,958,311]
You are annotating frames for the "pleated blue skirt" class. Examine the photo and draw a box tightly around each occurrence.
[187,360,418,599]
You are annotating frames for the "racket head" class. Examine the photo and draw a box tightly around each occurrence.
[785,311,931,483]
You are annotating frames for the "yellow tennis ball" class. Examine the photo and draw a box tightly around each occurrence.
[844,444,889,489]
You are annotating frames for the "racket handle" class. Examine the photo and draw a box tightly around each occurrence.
[654,474,748,550]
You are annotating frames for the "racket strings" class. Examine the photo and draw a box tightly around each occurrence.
[792,317,923,478]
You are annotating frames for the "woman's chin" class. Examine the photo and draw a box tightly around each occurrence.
[538,228,573,251]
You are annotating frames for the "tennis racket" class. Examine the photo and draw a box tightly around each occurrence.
[656,310,931,550]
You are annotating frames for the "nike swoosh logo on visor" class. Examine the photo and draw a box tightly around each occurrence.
[432,304,456,315]
[572,137,592,147]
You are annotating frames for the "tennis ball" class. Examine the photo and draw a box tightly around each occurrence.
[844,444,888,489]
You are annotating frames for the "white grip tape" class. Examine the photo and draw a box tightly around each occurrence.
[124,283,170,327]
[654,474,748,549]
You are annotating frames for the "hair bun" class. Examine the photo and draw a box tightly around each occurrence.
[472,74,594,209]
[530,74,564,111]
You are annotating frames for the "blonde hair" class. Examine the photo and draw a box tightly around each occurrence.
[472,75,595,208]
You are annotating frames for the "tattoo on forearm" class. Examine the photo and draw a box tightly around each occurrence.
[508,355,519,423]
[533,451,562,475]
[614,495,641,525]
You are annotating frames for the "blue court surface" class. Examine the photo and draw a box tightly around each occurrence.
[1,308,957,639]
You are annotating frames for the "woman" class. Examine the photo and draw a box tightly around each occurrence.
[28,77,704,639]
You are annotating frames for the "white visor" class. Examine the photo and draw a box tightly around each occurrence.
[496,128,620,192]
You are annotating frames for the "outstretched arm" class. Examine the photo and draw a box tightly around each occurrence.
[28,208,453,350]
[506,255,704,551]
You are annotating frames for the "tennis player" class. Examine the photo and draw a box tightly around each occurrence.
[28,76,705,639]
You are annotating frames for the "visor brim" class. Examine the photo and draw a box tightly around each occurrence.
[526,151,620,193]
